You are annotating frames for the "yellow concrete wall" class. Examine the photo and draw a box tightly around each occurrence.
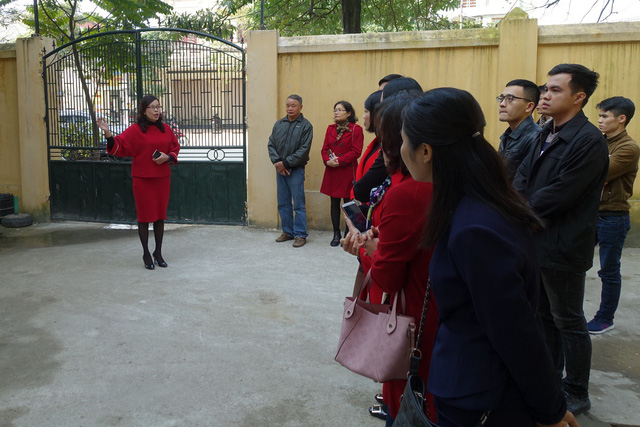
[0,47,22,200]
[246,16,640,232]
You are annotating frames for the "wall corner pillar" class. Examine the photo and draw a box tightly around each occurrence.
[16,36,55,222]
[246,30,279,229]
[497,9,539,89]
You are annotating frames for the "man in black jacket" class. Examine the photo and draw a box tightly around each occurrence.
[267,95,313,248]
[513,64,609,416]
[497,79,541,180]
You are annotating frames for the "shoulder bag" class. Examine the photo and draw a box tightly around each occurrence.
[335,271,416,383]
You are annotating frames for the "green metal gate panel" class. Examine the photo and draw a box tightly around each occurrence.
[50,161,245,224]
[43,29,246,225]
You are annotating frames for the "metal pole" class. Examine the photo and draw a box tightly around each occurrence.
[260,0,265,30]
[33,0,40,35]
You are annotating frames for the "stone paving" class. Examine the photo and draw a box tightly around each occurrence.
[0,222,638,426]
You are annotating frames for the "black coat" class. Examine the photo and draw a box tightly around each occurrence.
[513,110,609,273]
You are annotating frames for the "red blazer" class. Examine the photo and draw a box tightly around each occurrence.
[320,123,364,198]
[108,123,180,178]
[350,137,381,199]
[359,171,438,420]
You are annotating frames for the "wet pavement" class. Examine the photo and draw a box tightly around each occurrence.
[0,222,639,426]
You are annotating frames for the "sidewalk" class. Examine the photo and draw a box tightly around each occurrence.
[0,222,638,426]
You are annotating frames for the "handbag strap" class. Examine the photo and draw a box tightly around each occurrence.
[357,270,407,313]
[407,279,491,426]
[408,278,431,376]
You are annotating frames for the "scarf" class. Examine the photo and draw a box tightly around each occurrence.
[335,121,350,141]
[367,175,392,226]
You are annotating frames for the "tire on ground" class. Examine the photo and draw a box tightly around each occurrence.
[1,213,33,228]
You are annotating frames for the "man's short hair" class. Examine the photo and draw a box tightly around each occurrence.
[506,79,541,109]
[378,74,403,87]
[597,96,636,126]
[287,94,303,105]
[548,63,599,107]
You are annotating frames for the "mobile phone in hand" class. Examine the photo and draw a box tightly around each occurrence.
[152,150,161,159]
[342,201,368,233]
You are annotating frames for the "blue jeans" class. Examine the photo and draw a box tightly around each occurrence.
[595,213,630,322]
[538,268,591,399]
[276,167,307,238]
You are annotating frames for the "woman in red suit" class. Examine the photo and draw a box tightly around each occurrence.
[342,95,439,425]
[320,101,364,246]
[97,95,180,270]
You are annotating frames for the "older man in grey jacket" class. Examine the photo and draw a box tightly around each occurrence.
[268,94,313,247]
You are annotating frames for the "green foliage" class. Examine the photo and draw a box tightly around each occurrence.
[161,7,236,39]
[231,0,464,36]
[60,120,96,160]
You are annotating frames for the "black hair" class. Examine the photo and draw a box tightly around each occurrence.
[364,90,382,133]
[506,79,541,108]
[402,87,542,247]
[382,77,423,101]
[288,94,303,104]
[137,94,165,133]
[378,74,403,87]
[548,63,599,107]
[596,96,636,126]
[375,95,413,175]
[334,100,358,123]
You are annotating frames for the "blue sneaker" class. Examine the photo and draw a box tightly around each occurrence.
[587,317,614,334]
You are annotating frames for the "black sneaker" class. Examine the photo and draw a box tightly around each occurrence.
[565,392,591,415]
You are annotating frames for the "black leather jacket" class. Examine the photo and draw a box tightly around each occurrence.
[267,114,313,169]
[513,110,609,273]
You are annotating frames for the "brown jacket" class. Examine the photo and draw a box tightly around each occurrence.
[600,130,640,212]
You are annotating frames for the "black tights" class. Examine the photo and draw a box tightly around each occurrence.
[330,197,350,234]
[138,220,165,263]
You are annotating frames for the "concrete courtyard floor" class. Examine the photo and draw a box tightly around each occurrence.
[0,222,639,427]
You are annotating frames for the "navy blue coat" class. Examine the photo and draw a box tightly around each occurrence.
[427,196,566,425]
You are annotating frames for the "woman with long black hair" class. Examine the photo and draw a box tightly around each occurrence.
[97,95,180,270]
[400,88,578,427]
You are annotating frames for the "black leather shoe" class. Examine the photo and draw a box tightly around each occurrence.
[330,231,341,247]
[369,404,388,420]
[153,251,168,268]
[565,393,591,415]
[143,253,155,270]
[374,393,384,404]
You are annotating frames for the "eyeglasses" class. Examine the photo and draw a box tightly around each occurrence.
[334,109,347,113]
[496,95,532,104]
[147,105,163,111]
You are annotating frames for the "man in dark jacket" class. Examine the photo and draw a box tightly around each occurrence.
[588,97,639,334]
[267,94,313,247]
[497,79,541,180]
[513,64,609,416]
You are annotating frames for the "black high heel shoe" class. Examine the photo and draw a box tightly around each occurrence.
[153,251,168,268]
[143,253,155,270]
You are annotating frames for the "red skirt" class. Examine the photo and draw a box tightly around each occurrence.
[132,176,171,222]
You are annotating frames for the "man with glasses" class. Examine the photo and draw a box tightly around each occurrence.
[497,79,541,179]
[513,64,609,416]
[268,94,313,247]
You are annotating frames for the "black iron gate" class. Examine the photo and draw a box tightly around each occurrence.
[43,28,246,224]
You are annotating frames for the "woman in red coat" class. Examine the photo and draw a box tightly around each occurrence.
[320,101,364,246]
[97,95,180,270]
[343,95,439,425]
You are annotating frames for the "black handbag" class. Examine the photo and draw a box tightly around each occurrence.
[393,280,489,427]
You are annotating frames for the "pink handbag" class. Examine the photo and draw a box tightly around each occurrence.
[335,272,416,382]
